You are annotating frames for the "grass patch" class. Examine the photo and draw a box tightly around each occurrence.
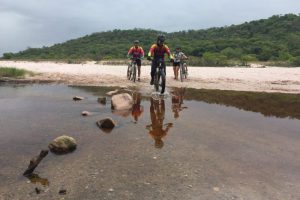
[0,67,34,78]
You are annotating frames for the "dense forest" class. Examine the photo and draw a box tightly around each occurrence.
[2,14,300,66]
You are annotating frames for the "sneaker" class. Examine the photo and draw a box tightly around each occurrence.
[150,79,154,85]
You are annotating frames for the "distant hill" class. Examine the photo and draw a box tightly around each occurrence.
[2,14,300,66]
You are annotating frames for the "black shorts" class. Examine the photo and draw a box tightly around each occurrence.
[173,62,180,67]
[132,59,141,67]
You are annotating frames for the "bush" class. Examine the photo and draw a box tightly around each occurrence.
[0,67,33,78]
[2,53,14,60]
[221,47,243,59]
[289,56,300,66]
[202,52,228,66]
[240,54,257,66]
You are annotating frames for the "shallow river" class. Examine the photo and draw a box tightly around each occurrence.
[0,84,299,200]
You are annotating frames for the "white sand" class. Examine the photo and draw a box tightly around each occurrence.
[1,61,300,93]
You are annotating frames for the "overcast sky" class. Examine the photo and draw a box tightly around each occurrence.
[1,0,300,56]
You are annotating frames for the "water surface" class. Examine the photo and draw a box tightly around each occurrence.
[0,84,299,200]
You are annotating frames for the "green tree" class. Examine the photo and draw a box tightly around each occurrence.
[2,52,14,59]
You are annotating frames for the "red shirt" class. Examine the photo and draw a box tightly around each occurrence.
[148,44,172,60]
[127,46,144,59]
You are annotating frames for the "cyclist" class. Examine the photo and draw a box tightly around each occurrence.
[127,40,144,81]
[171,87,187,118]
[172,46,188,80]
[147,34,174,85]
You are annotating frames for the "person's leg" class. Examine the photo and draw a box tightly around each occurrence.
[176,65,179,79]
[174,62,179,79]
[185,63,188,74]
[173,65,176,79]
[162,61,166,76]
[150,61,156,85]
[137,59,141,81]
[137,65,141,80]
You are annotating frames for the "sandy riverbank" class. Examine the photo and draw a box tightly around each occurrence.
[1,61,300,93]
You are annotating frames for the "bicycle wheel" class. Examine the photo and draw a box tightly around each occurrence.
[159,69,166,94]
[184,63,188,79]
[180,64,183,82]
[132,63,136,82]
[127,64,132,80]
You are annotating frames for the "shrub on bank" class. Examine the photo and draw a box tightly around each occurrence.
[0,67,34,78]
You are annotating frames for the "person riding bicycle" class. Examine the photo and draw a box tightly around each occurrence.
[127,40,144,81]
[147,34,174,85]
[172,46,188,80]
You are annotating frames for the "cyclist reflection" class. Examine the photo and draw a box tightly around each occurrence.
[171,88,187,119]
[146,98,173,148]
[131,92,144,122]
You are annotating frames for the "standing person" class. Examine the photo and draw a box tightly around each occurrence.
[127,40,144,81]
[147,34,174,85]
[173,46,188,80]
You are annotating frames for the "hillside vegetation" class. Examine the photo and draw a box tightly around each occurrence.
[2,14,300,66]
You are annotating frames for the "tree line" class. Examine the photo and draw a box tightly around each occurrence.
[2,14,300,66]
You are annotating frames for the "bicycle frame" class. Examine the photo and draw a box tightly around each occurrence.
[179,61,188,82]
[154,59,166,94]
[127,57,139,82]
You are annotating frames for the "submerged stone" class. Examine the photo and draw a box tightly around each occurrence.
[73,96,84,101]
[81,111,91,116]
[97,97,107,105]
[97,118,116,133]
[59,189,67,195]
[48,135,77,154]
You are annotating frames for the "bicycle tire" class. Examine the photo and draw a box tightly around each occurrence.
[180,63,184,82]
[127,65,132,80]
[160,69,166,94]
[184,63,188,79]
[132,63,136,82]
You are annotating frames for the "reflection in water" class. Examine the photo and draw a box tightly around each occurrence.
[112,109,131,117]
[146,98,173,148]
[131,92,144,122]
[182,88,300,120]
[69,85,300,120]
[171,88,188,119]
[27,173,49,186]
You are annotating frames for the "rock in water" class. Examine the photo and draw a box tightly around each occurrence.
[48,135,77,154]
[111,93,133,110]
[73,96,84,101]
[59,189,67,195]
[81,111,91,116]
[97,97,107,105]
[97,118,116,133]
[106,90,119,96]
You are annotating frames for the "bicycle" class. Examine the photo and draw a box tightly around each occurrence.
[179,61,188,82]
[153,58,166,94]
[127,57,139,82]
